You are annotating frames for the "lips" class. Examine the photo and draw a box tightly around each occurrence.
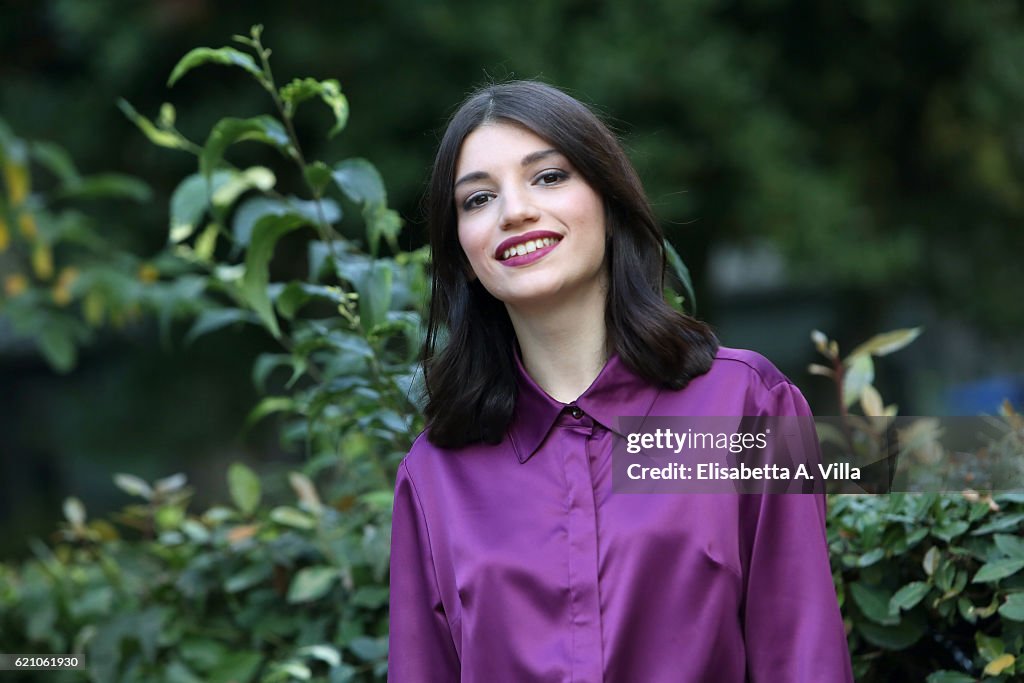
[494,230,563,261]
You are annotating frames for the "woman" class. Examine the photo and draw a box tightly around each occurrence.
[388,80,853,682]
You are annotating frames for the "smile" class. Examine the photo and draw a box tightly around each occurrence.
[499,237,561,261]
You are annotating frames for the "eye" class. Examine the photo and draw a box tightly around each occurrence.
[535,169,568,186]
[462,191,494,211]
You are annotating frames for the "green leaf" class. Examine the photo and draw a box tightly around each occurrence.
[359,490,395,512]
[321,153,402,254]
[232,196,339,247]
[268,662,312,681]
[296,644,342,668]
[847,327,922,359]
[664,238,698,314]
[332,158,386,206]
[923,547,942,578]
[167,47,262,87]
[279,77,322,111]
[357,260,393,331]
[170,172,232,243]
[276,282,344,320]
[30,141,80,184]
[63,497,86,526]
[206,651,262,683]
[926,672,977,683]
[935,559,957,592]
[240,213,312,337]
[347,636,388,662]
[180,638,229,672]
[855,610,927,650]
[228,463,261,516]
[118,98,193,151]
[994,533,1024,559]
[857,548,885,567]
[976,631,1005,661]
[287,566,337,603]
[57,173,152,202]
[244,396,295,429]
[350,586,389,608]
[114,473,153,500]
[972,559,1024,583]
[210,167,275,210]
[841,354,874,408]
[280,78,350,137]
[889,581,930,613]
[224,564,271,593]
[270,505,316,530]
[999,593,1024,621]
[38,324,76,373]
[200,116,291,179]
[932,520,969,542]
[304,161,332,194]
[972,512,1024,535]
[184,309,262,345]
[849,582,898,625]
[364,203,403,256]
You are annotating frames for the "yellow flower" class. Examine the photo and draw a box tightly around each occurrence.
[3,274,28,297]
[52,283,72,306]
[83,290,105,326]
[17,212,37,240]
[51,267,79,306]
[31,244,54,280]
[138,263,159,283]
[3,161,30,205]
[57,266,79,285]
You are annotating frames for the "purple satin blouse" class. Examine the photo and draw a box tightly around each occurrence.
[388,347,854,682]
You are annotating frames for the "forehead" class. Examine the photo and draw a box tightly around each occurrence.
[455,122,559,176]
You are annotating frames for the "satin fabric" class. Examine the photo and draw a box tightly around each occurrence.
[388,347,854,682]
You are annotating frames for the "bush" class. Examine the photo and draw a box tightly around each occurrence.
[1,25,420,682]
[810,330,1024,681]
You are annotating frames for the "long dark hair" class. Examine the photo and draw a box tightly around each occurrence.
[422,80,718,448]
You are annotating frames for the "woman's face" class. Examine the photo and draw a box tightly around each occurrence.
[453,122,607,311]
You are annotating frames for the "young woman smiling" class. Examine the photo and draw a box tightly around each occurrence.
[387,80,853,682]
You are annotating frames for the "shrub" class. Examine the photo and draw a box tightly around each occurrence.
[1,25,421,682]
[810,329,1024,681]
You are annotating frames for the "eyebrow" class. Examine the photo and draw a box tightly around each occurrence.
[454,148,561,189]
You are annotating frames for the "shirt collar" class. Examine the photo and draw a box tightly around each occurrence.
[508,346,663,463]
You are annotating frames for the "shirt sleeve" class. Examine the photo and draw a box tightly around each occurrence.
[388,460,460,682]
[742,382,854,683]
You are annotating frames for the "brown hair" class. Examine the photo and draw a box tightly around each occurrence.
[422,80,717,448]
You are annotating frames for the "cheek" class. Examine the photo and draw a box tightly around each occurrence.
[456,221,485,278]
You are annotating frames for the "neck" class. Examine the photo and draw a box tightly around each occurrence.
[507,283,609,404]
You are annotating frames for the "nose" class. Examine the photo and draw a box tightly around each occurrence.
[499,186,540,230]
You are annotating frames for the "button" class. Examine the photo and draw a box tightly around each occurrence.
[570,406,584,419]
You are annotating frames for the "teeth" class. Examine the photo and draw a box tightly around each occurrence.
[500,237,560,260]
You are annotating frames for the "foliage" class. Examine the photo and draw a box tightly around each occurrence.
[1,24,1023,683]
[1,26,421,682]
[0,117,158,371]
[811,330,1024,681]
[1,468,390,682]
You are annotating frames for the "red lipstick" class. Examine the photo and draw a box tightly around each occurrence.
[494,230,563,268]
